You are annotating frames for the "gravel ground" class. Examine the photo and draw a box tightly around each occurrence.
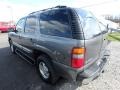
[0,33,120,90]
[79,42,120,90]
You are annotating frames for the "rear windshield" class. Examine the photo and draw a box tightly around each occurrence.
[75,9,94,26]
[75,9,102,39]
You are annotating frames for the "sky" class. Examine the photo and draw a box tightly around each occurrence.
[0,0,120,22]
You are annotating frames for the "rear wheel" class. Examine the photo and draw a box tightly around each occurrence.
[37,55,58,84]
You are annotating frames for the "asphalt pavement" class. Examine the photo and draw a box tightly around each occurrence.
[0,33,80,90]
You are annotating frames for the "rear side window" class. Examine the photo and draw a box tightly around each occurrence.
[83,18,101,39]
[25,16,38,34]
[40,9,72,38]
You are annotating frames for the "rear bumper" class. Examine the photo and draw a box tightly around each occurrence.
[79,57,107,84]
[79,57,107,78]
[52,50,109,82]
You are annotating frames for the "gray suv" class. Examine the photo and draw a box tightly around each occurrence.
[8,6,110,84]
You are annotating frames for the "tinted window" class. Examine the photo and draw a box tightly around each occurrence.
[75,9,94,27]
[75,9,94,19]
[25,16,38,34]
[40,9,72,38]
[16,18,25,33]
[98,22,107,34]
[83,18,101,39]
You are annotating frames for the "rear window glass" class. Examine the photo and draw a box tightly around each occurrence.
[75,9,93,19]
[83,17,101,39]
[75,9,95,26]
[75,9,101,39]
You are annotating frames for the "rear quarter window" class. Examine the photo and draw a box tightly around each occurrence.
[39,9,72,38]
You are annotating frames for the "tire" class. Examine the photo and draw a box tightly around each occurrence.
[9,40,15,54]
[37,55,58,84]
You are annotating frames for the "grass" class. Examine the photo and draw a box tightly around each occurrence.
[107,32,120,41]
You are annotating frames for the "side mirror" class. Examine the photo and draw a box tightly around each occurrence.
[8,28,17,33]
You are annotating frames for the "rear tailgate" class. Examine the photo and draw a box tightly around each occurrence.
[99,22,109,58]
[74,9,103,64]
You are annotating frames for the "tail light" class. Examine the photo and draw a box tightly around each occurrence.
[71,47,85,68]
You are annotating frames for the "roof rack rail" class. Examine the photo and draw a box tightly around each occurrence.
[29,5,67,15]
[55,5,67,8]
[41,5,67,11]
[29,11,40,15]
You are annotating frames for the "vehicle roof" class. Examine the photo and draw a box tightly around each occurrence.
[19,6,92,20]
[28,6,89,15]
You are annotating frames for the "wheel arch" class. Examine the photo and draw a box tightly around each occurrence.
[33,49,55,64]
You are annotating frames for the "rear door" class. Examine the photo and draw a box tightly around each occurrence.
[75,9,103,64]
[83,17,103,64]
[98,22,108,56]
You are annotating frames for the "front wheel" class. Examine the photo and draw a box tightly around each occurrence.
[9,40,15,54]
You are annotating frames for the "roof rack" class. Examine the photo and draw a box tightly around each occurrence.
[29,5,67,15]
[29,11,40,15]
[41,5,67,11]
[55,5,67,8]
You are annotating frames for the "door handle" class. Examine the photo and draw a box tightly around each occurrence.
[30,38,34,43]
